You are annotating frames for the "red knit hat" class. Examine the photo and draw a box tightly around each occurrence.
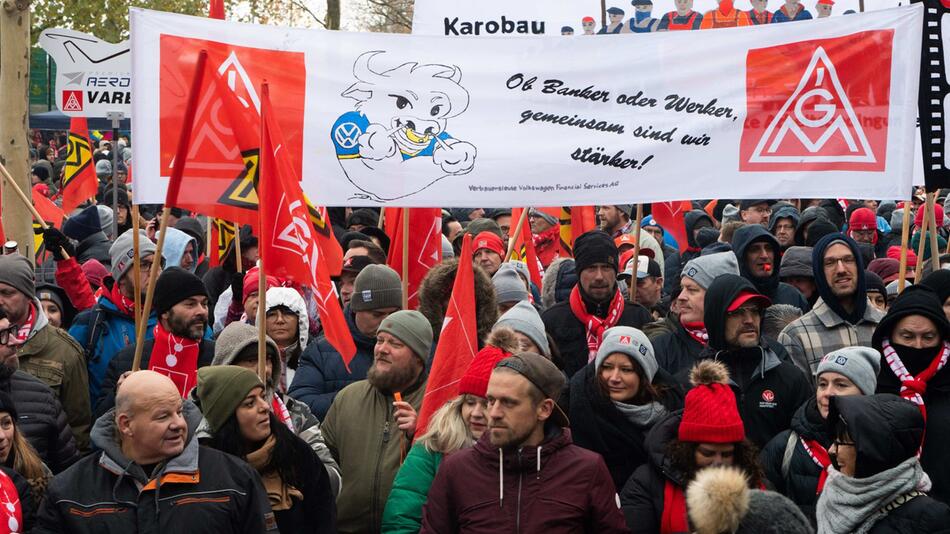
[473,232,505,257]
[678,361,745,443]
[849,207,879,245]
[915,205,945,230]
[886,246,917,268]
[459,346,511,397]
[242,266,279,305]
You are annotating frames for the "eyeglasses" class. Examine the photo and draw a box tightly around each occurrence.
[726,306,761,319]
[0,325,18,345]
[832,439,856,448]
[822,256,857,269]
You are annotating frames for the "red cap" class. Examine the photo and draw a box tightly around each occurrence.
[726,290,771,312]
[849,207,877,231]
[817,0,834,5]
[679,382,745,443]
[458,345,512,398]
[582,16,595,23]
[915,205,945,229]
[243,266,279,305]
[473,232,505,257]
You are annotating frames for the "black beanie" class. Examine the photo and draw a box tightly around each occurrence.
[805,218,839,247]
[0,391,18,422]
[153,267,209,316]
[872,285,950,351]
[573,230,618,274]
[62,205,102,242]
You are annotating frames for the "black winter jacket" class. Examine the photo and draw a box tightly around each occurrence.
[0,365,78,474]
[865,494,950,533]
[75,232,112,266]
[732,225,810,311]
[652,319,705,375]
[565,362,684,490]
[542,288,653,379]
[93,338,216,419]
[760,398,829,524]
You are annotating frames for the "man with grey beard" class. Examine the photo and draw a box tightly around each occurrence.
[321,310,432,534]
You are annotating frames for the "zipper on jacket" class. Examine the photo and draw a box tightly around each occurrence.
[372,412,392,533]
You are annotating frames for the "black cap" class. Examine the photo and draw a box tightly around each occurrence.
[153,267,210,317]
[739,199,774,210]
[573,230,618,274]
[339,255,376,276]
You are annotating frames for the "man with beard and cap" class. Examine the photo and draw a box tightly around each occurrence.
[684,274,810,448]
[0,256,90,453]
[739,200,773,226]
[872,285,950,504]
[732,225,810,311]
[420,352,629,533]
[768,203,800,252]
[290,264,402,419]
[36,371,277,533]
[779,233,884,384]
[542,231,652,379]
[652,252,740,375]
[598,205,634,238]
[94,267,215,417]
[322,310,432,534]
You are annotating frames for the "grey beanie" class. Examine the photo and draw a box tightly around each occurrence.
[779,246,813,279]
[441,234,455,259]
[494,301,550,356]
[595,326,658,382]
[816,346,881,395]
[377,310,433,361]
[96,205,114,237]
[890,209,905,232]
[492,264,529,304]
[0,255,35,299]
[95,159,112,178]
[615,204,633,217]
[681,252,740,290]
[351,264,403,311]
[109,229,158,282]
[530,208,558,226]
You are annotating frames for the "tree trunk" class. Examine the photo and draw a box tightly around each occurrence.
[0,0,33,260]
[326,0,340,30]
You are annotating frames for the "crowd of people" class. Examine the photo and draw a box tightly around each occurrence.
[14,131,950,533]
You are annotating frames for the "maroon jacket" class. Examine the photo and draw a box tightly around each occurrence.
[420,427,629,534]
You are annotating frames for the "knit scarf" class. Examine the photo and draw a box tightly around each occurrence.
[660,480,689,534]
[613,400,667,428]
[569,286,624,363]
[800,437,831,494]
[246,435,303,511]
[681,319,708,346]
[881,338,950,453]
[148,323,201,397]
[272,394,295,433]
[533,225,559,249]
[12,304,35,345]
[0,468,22,534]
[816,457,925,534]
[109,282,136,317]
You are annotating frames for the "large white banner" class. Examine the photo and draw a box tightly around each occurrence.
[131,6,921,207]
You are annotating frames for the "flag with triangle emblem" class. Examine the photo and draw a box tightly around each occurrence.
[61,117,99,213]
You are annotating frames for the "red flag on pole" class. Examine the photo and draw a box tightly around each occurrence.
[415,233,478,436]
[61,117,99,213]
[208,0,225,19]
[508,208,543,288]
[386,207,442,309]
[32,187,65,227]
[258,83,356,369]
[651,201,693,253]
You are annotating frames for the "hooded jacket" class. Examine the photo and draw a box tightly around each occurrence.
[652,316,707,375]
[794,207,821,246]
[565,361,684,490]
[418,258,498,346]
[203,321,341,497]
[162,227,199,273]
[682,210,715,264]
[34,402,277,534]
[732,225,810,311]
[264,286,310,386]
[542,285,653,379]
[873,286,950,504]
[74,232,113,267]
[174,217,209,278]
[421,427,629,533]
[0,364,78,474]
[687,274,811,448]
[289,306,377,419]
[541,258,577,309]
[768,204,801,250]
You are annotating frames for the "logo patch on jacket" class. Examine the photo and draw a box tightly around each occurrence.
[759,389,777,408]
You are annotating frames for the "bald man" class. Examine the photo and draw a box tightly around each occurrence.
[36,371,277,533]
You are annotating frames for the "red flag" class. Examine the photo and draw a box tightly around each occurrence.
[208,0,225,19]
[651,201,693,253]
[415,233,478,436]
[559,206,596,257]
[386,207,442,309]
[508,208,543,288]
[61,117,99,213]
[32,188,65,227]
[258,83,356,368]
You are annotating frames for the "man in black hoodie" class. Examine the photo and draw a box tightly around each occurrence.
[683,274,811,448]
[732,225,810,311]
[779,233,883,384]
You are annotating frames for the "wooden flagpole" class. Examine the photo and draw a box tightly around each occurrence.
[132,205,142,343]
[0,162,69,259]
[926,192,941,273]
[505,207,530,261]
[234,223,243,272]
[132,50,208,373]
[628,205,644,303]
[897,199,913,293]
[206,217,213,260]
[401,208,409,309]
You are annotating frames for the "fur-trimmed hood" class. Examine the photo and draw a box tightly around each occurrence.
[418,257,498,343]
[541,257,576,310]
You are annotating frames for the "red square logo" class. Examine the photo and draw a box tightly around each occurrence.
[62,90,83,112]
[739,31,893,172]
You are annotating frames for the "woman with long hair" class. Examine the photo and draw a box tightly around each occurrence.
[620,360,764,534]
[196,366,335,534]
[382,328,518,534]
[0,391,46,529]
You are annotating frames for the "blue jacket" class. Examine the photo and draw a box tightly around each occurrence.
[69,294,157,406]
[288,307,376,419]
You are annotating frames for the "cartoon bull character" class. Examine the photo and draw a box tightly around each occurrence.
[331,51,477,202]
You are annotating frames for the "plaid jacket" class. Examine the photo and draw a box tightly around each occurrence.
[778,297,884,385]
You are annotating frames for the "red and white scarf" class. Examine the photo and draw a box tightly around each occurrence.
[681,319,708,346]
[272,394,295,433]
[800,437,831,494]
[0,468,22,534]
[882,338,950,453]
[11,304,35,345]
[109,282,136,317]
[148,323,201,397]
[569,286,624,363]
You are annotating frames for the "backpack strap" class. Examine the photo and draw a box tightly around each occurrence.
[83,306,107,364]
[781,430,798,482]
